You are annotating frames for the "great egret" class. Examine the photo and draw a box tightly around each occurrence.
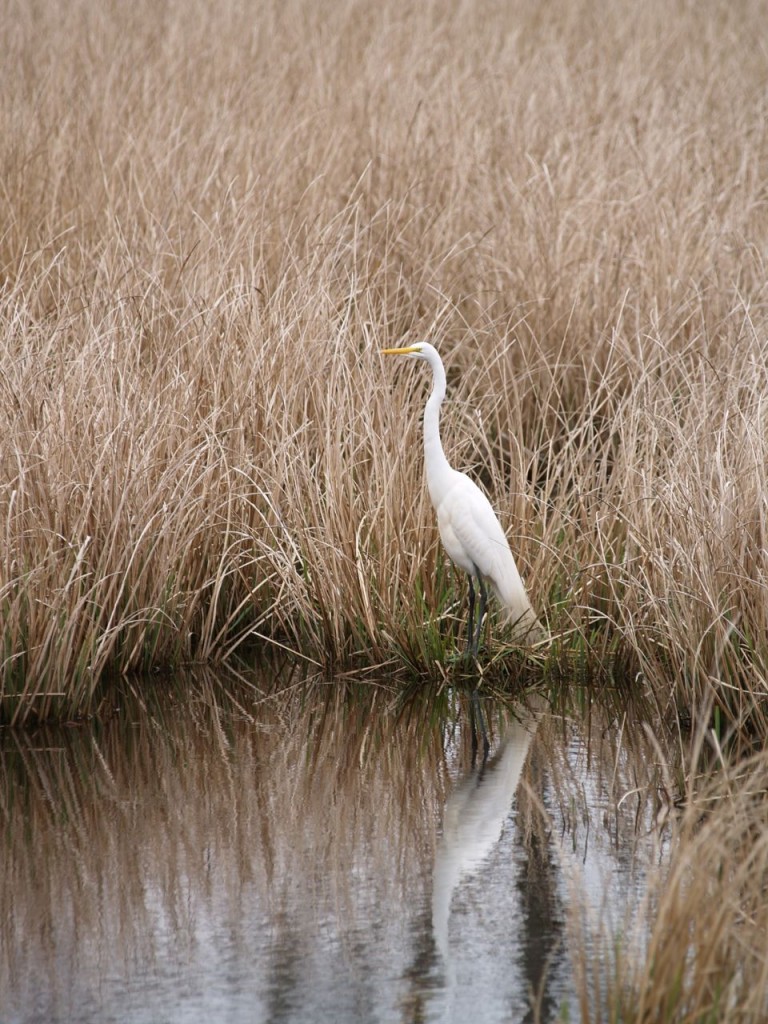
[381,342,543,655]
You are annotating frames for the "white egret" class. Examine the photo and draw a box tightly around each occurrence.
[381,342,543,656]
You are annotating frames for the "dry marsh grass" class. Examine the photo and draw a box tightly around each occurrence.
[528,698,768,1024]
[2,0,768,729]
[567,741,768,1024]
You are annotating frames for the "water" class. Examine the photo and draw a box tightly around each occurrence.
[0,671,670,1023]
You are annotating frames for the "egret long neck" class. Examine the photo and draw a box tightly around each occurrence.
[423,356,452,498]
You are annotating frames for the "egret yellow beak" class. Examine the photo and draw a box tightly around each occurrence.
[381,345,421,355]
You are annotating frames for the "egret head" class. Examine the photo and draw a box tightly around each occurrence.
[381,342,435,362]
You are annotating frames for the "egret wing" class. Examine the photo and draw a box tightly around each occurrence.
[437,475,514,578]
[439,474,533,621]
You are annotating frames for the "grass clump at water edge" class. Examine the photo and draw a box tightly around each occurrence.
[563,741,768,1024]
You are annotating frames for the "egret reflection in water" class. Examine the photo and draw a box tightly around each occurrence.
[432,710,538,961]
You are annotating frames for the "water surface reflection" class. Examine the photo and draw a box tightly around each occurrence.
[0,671,669,1023]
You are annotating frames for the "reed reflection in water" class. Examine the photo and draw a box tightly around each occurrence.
[0,671,667,1023]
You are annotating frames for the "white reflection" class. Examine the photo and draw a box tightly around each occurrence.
[432,711,537,960]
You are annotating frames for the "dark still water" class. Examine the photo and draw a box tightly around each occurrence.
[0,670,669,1023]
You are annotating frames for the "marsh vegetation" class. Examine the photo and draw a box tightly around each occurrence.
[3,0,767,731]
[2,0,768,1017]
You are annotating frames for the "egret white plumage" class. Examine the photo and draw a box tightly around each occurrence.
[381,342,543,656]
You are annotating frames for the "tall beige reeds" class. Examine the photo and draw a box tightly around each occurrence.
[2,0,768,726]
[563,737,768,1024]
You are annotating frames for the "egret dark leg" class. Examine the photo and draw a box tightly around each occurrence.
[466,571,489,755]
[470,573,489,658]
[466,575,476,657]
